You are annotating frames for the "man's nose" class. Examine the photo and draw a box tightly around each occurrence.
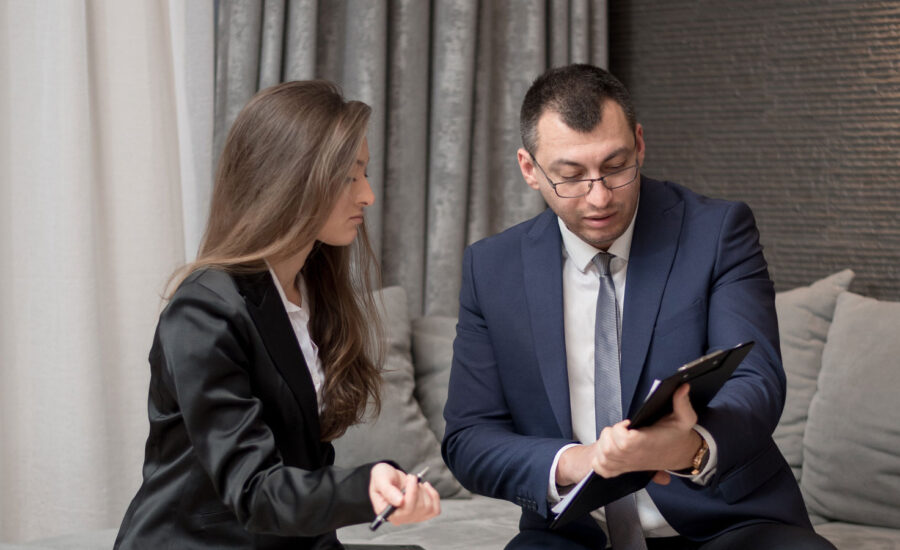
[584,180,613,208]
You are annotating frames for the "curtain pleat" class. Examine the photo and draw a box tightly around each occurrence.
[284,0,318,80]
[481,0,546,240]
[424,0,478,316]
[340,1,389,257]
[259,0,287,89]
[383,0,432,316]
[212,0,608,317]
[464,0,495,250]
[213,1,263,158]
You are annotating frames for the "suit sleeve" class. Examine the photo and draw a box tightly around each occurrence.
[157,282,377,536]
[442,246,570,518]
[700,201,787,500]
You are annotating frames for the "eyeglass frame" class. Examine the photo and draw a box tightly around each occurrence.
[529,150,640,199]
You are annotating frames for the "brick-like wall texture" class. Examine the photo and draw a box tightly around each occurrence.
[609,0,900,300]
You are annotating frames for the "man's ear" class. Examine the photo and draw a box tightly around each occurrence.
[634,123,646,167]
[517,148,541,191]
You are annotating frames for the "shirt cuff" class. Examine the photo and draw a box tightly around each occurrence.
[666,424,717,485]
[548,443,581,503]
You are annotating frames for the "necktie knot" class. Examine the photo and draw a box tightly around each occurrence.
[592,252,614,277]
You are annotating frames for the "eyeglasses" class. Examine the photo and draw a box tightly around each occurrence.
[530,153,639,199]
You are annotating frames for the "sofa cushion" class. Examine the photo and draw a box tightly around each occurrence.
[815,522,900,550]
[801,292,900,528]
[773,269,854,481]
[331,287,465,497]
[338,494,520,549]
[410,315,457,442]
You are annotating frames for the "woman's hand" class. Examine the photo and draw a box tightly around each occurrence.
[368,463,440,525]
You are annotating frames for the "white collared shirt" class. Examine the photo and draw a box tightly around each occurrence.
[267,265,325,409]
[547,209,717,539]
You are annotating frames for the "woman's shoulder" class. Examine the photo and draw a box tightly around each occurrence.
[174,267,242,303]
[167,267,274,316]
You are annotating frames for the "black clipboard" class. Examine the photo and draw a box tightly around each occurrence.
[549,341,755,529]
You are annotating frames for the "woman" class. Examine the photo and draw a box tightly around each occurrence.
[114,81,440,549]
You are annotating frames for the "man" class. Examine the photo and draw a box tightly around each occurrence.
[442,64,835,550]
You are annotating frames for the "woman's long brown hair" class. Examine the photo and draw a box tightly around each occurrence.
[168,80,383,441]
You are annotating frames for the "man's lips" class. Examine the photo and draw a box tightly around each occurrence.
[583,212,616,227]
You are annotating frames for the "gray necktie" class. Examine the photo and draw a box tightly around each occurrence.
[593,252,647,550]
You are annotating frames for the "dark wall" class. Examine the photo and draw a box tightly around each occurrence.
[609,0,900,299]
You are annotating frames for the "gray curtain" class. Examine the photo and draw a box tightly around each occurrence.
[214,0,608,317]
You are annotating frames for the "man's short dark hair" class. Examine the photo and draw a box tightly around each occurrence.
[520,64,637,155]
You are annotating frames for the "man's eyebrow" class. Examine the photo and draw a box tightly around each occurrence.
[547,146,632,171]
[547,159,587,171]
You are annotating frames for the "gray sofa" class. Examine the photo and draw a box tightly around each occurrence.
[339,271,900,549]
[4,271,900,549]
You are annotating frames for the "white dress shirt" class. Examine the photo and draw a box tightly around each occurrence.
[547,210,718,539]
[267,265,325,409]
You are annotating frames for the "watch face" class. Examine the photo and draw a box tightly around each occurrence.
[693,440,709,471]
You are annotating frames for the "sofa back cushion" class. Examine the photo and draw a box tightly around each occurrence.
[773,269,854,481]
[331,287,465,497]
[410,315,457,442]
[801,291,900,528]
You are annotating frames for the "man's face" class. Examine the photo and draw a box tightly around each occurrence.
[517,100,645,250]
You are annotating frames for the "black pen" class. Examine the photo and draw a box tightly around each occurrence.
[369,466,430,531]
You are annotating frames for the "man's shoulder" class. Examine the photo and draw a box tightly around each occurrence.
[641,177,752,221]
[468,209,555,254]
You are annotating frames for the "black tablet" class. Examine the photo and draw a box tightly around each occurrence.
[629,341,755,429]
[549,341,755,529]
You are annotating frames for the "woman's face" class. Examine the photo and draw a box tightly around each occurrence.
[316,138,374,246]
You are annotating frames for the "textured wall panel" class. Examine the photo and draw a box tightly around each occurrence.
[610,0,900,299]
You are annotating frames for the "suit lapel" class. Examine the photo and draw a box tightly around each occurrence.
[235,271,323,444]
[522,209,573,439]
[621,179,684,417]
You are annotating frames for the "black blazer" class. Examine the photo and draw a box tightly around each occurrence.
[115,269,379,549]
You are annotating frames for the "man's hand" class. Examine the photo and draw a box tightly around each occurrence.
[369,463,441,525]
[556,384,703,487]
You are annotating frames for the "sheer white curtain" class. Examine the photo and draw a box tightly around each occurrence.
[0,1,212,542]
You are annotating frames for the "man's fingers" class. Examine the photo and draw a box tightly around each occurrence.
[652,470,671,485]
[672,383,696,422]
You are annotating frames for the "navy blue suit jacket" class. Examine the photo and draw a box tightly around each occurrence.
[442,177,810,546]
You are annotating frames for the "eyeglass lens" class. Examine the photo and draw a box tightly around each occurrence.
[554,165,637,197]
